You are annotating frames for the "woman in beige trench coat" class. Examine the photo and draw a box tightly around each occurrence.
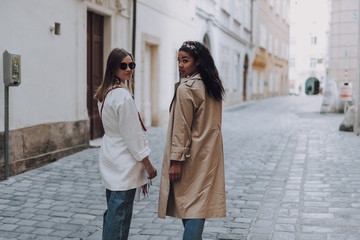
[158,41,226,239]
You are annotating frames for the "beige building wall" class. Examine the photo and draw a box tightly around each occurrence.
[328,0,359,111]
[251,0,290,100]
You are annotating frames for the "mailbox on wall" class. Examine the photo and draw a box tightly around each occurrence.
[3,50,21,86]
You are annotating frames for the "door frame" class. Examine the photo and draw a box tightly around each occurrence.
[140,33,160,126]
[87,11,104,139]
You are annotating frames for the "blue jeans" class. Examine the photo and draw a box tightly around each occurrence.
[102,188,136,240]
[182,219,206,240]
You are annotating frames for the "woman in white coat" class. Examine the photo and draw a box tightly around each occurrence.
[94,48,157,240]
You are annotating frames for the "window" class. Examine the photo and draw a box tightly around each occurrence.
[311,36,317,45]
[275,0,280,15]
[222,0,232,15]
[274,37,278,56]
[289,58,295,68]
[244,0,251,30]
[269,72,274,92]
[269,0,274,8]
[259,71,264,94]
[252,70,258,94]
[275,73,280,93]
[234,0,242,23]
[310,58,317,68]
[260,24,267,49]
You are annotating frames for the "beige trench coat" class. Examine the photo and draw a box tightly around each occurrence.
[158,74,226,219]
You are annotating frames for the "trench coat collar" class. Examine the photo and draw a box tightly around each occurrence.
[180,73,201,84]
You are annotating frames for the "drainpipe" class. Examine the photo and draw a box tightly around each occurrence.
[131,0,137,95]
[132,0,136,58]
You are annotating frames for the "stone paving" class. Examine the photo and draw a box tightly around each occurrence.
[1,95,360,240]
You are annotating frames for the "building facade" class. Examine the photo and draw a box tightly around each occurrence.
[133,0,254,129]
[327,0,359,112]
[289,0,330,97]
[0,0,290,178]
[0,0,134,178]
[252,0,290,99]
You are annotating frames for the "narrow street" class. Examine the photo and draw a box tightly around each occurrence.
[1,95,360,240]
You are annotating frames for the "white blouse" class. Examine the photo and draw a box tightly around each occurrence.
[98,87,150,191]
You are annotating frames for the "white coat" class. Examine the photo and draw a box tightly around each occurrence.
[98,86,150,191]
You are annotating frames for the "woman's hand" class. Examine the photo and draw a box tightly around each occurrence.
[142,157,157,180]
[169,161,182,182]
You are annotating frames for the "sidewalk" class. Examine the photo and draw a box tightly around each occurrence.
[1,95,360,240]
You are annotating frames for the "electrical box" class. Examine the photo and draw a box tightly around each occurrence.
[3,50,21,86]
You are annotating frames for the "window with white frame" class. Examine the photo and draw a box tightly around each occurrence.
[234,0,242,23]
[286,1,290,23]
[222,0,232,15]
[259,71,264,94]
[268,33,273,54]
[282,1,287,20]
[234,53,241,91]
[260,24,267,49]
[221,45,230,90]
[285,44,289,60]
[276,0,280,15]
[274,37,278,56]
[244,0,251,30]
[289,58,295,68]
[275,73,280,93]
[311,36,317,45]
[269,72,274,92]
[252,70,258,94]
[269,0,274,8]
[310,58,317,68]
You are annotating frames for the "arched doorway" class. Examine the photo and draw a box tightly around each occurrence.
[243,54,249,101]
[305,77,320,95]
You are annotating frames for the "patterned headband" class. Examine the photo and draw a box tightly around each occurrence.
[182,42,197,54]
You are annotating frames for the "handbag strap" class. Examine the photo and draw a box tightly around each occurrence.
[100,86,147,132]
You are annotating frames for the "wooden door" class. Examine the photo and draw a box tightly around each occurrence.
[87,11,104,139]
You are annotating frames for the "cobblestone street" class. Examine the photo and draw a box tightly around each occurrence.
[1,95,360,240]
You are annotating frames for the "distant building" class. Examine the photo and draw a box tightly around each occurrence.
[327,0,359,112]
[251,0,290,99]
[289,0,330,96]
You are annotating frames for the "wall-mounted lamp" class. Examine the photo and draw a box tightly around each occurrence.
[50,22,61,35]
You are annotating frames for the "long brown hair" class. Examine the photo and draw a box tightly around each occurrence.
[94,48,134,102]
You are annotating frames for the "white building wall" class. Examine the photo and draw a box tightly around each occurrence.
[134,0,198,126]
[0,0,132,132]
[134,0,252,117]
[0,0,85,131]
[289,0,330,95]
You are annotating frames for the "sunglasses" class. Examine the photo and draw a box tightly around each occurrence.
[120,62,136,70]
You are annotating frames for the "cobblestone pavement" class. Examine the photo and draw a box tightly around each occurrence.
[1,95,360,240]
